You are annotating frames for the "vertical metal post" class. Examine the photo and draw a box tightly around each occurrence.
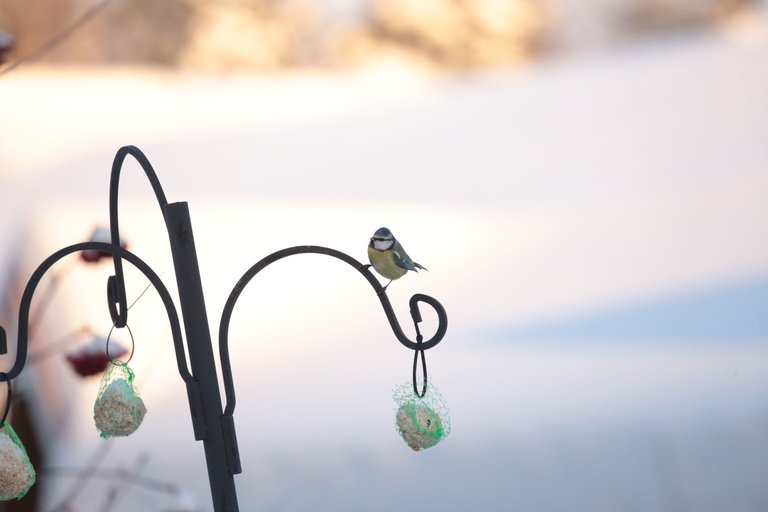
[163,201,239,512]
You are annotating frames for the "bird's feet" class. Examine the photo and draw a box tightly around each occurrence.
[377,280,393,295]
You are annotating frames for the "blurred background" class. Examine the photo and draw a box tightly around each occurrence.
[1,0,768,510]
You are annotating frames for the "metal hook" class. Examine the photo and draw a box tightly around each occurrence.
[107,275,122,327]
[108,145,170,329]
[405,294,448,350]
[0,242,195,385]
[217,245,449,475]
[219,245,449,416]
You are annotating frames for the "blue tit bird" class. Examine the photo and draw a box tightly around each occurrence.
[367,227,427,291]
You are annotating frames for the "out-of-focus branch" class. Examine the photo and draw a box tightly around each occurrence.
[0,0,117,77]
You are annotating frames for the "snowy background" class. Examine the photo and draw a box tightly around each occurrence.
[1,1,768,511]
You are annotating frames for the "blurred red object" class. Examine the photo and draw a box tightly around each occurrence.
[80,227,127,263]
[65,336,128,377]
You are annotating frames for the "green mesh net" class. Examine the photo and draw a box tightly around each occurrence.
[93,362,146,438]
[393,381,451,451]
[0,422,36,500]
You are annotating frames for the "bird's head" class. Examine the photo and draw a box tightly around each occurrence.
[370,227,395,251]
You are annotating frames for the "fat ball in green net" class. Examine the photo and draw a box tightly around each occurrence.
[0,422,36,500]
[93,362,146,438]
[393,381,451,451]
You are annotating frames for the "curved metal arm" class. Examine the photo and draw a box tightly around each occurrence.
[108,145,169,328]
[218,245,448,418]
[0,242,192,385]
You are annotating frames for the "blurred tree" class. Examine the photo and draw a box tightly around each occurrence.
[0,0,78,64]
[179,0,317,71]
[336,0,547,71]
[0,0,192,68]
[95,0,195,65]
[0,0,756,73]
[0,0,314,70]
[619,0,749,34]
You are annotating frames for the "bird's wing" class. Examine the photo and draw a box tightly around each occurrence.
[413,261,428,271]
[393,249,420,272]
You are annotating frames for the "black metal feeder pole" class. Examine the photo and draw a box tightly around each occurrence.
[0,145,448,512]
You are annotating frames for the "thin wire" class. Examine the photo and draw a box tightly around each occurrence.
[106,323,134,366]
[103,273,159,367]
[26,273,157,365]
[104,273,159,367]
[0,0,118,77]
[126,274,161,312]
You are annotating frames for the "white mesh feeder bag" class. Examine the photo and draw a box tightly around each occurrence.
[0,422,36,500]
[93,361,146,438]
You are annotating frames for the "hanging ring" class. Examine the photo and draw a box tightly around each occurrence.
[410,301,428,398]
[0,375,11,427]
[106,322,135,366]
[412,336,427,398]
